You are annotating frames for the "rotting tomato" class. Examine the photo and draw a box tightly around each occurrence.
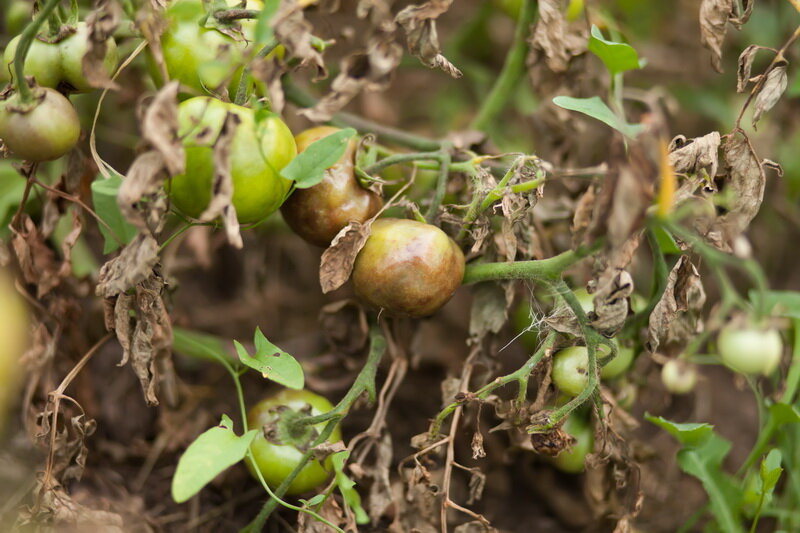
[550,414,593,474]
[351,218,465,318]
[156,0,263,97]
[717,324,783,376]
[0,87,81,161]
[247,389,342,495]
[280,126,383,247]
[168,97,297,224]
[4,22,118,93]
[0,269,29,431]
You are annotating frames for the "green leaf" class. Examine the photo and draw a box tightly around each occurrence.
[749,290,800,319]
[552,96,642,138]
[255,0,280,44]
[767,402,800,425]
[588,25,642,75]
[300,493,327,508]
[332,451,369,525]
[90,173,137,254]
[172,327,237,365]
[171,415,258,503]
[677,434,742,533]
[759,449,783,497]
[645,414,714,448]
[280,128,356,189]
[652,225,682,255]
[234,327,304,389]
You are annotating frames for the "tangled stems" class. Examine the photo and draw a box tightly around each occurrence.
[428,331,558,438]
[13,0,62,104]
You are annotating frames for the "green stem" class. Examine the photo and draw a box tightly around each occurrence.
[159,222,195,251]
[234,40,278,106]
[425,149,452,222]
[462,242,602,285]
[470,0,538,131]
[282,78,443,151]
[428,330,557,437]
[14,0,62,104]
[363,151,443,175]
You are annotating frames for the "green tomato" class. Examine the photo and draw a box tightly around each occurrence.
[4,35,63,89]
[601,345,635,380]
[351,218,465,317]
[0,88,81,161]
[156,0,261,96]
[168,97,296,224]
[551,414,593,474]
[573,288,594,314]
[661,359,697,395]
[0,270,28,431]
[247,389,342,495]
[717,325,783,376]
[5,1,32,36]
[552,346,589,397]
[58,22,119,93]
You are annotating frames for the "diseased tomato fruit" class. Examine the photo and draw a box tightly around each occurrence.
[168,97,297,224]
[0,88,81,161]
[351,218,465,318]
[717,324,783,376]
[4,22,118,92]
[661,359,697,395]
[281,126,383,247]
[156,0,263,96]
[0,269,29,431]
[550,414,593,474]
[247,389,342,495]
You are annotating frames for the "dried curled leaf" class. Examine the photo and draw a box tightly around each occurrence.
[81,0,121,90]
[319,221,372,293]
[531,0,569,73]
[699,0,733,72]
[396,0,462,78]
[96,234,159,298]
[301,39,402,122]
[119,151,170,234]
[589,268,634,337]
[646,256,706,355]
[272,1,327,79]
[736,45,759,93]
[140,81,184,176]
[752,63,788,129]
[668,131,721,180]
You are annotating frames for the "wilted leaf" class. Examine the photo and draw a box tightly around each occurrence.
[81,0,121,90]
[171,415,258,503]
[96,234,159,298]
[699,0,734,72]
[396,0,462,78]
[531,0,569,73]
[469,282,512,341]
[319,221,372,293]
[667,132,721,180]
[736,45,759,93]
[118,151,170,233]
[752,64,788,129]
[233,327,304,389]
[272,1,327,79]
[141,82,184,176]
[589,268,633,336]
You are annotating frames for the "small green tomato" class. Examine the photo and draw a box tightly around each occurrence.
[717,325,783,376]
[661,360,697,395]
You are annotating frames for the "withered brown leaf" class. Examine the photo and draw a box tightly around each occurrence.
[320,220,373,294]
[752,63,788,129]
[699,0,734,72]
[668,131,721,181]
[396,0,462,78]
[531,0,569,73]
[96,234,159,298]
[81,0,122,90]
[589,268,634,337]
[272,1,327,79]
[736,45,760,93]
[140,81,184,176]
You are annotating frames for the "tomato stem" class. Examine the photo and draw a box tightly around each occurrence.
[13,0,62,104]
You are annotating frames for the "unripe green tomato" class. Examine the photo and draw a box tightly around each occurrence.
[601,345,634,380]
[247,389,342,495]
[573,288,594,314]
[5,1,32,36]
[717,325,783,376]
[58,22,119,92]
[551,414,593,474]
[552,342,627,396]
[661,359,697,395]
[0,270,28,431]
[4,36,63,89]
[281,126,383,247]
[156,0,262,96]
[168,97,296,224]
[351,218,465,318]
[0,88,81,161]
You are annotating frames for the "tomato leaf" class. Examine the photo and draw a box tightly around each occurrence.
[234,327,304,389]
[552,96,642,138]
[331,451,369,525]
[749,290,800,319]
[766,402,800,425]
[91,173,137,254]
[255,0,280,44]
[759,449,783,498]
[645,414,713,448]
[651,225,682,255]
[171,415,258,503]
[280,128,356,189]
[588,25,642,75]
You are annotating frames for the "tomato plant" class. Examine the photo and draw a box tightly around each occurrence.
[0,87,81,161]
[351,218,465,317]
[247,389,342,495]
[281,126,383,247]
[168,97,296,224]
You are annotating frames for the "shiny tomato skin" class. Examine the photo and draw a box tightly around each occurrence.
[247,389,342,495]
[3,35,63,89]
[281,126,383,247]
[58,22,119,92]
[0,88,81,161]
[169,96,296,223]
